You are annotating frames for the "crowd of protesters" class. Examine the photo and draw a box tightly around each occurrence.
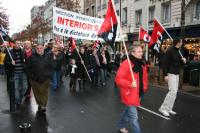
[1,39,128,113]
[1,38,200,133]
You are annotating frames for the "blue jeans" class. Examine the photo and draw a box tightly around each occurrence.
[51,70,61,91]
[100,68,107,84]
[117,106,142,133]
[0,64,5,75]
[14,73,28,104]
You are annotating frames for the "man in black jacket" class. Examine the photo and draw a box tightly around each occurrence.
[4,41,28,107]
[26,44,56,113]
[159,39,186,117]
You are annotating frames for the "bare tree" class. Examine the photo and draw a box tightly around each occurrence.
[56,0,81,12]
[0,3,9,30]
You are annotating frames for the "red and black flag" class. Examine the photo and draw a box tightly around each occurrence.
[139,26,151,43]
[97,0,118,45]
[92,40,101,50]
[69,37,77,53]
[0,26,13,46]
[149,18,165,52]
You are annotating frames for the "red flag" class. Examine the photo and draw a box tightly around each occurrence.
[92,40,101,49]
[70,37,76,52]
[139,26,151,42]
[97,0,118,45]
[149,18,165,47]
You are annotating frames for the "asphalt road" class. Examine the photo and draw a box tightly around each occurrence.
[0,75,200,133]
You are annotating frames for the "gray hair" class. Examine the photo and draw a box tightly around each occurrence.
[130,44,143,52]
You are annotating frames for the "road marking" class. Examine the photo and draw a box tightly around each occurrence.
[138,106,170,120]
[150,85,200,99]
[178,90,200,99]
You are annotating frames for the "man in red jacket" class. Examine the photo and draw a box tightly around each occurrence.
[115,45,148,133]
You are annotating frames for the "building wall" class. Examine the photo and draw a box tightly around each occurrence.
[43,0,56,42]
[79,0,85,13]
[84,0,96,17]
[31,6,44,29]
[185,0,200,26]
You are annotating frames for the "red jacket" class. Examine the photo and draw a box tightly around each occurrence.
[115,60,148,106]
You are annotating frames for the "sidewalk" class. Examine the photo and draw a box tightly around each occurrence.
[150,81,200,95]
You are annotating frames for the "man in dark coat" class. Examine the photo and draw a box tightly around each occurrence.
[26,44,56,113]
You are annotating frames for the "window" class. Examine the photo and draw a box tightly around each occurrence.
[102,0,107,9]
[92,5,95,17]
[162,3,171,23]
[196,2,200,19]
[122,7,127,25]
[116,10,119,16]
[149,6,155,23]
[135,10,142,27]
[115,0,119,4]
[98,0,101,11]
[86,8,89,15]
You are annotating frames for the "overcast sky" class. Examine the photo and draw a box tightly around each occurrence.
[1,0,47,35]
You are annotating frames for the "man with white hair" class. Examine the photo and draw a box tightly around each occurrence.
[26,43,56,113]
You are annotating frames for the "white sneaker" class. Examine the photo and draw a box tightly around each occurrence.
[119,128,129,133]
[159,109,170,117]
[169,110,177,115]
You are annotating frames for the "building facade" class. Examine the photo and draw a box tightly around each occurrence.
[43,0,56,42]
[95,0,200,43]
[84,0,96,17]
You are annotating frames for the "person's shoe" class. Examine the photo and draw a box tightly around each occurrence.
[119,128,129,133]
[159,109,170,117]
[169,110,177,115]
[41,106,46,113]
[38,106,42,111]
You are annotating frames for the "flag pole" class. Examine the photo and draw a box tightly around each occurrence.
[74,46,92,82]
[111,0,136,84]
[154,17,173,41]
[145,0,149,62]
[138,26,140,42]
[0,33,14,61]
[153,18,185,58]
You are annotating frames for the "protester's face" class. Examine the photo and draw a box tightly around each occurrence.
[176,40,183,48]
[132,47,143,59]
[36,45,44,55]
[93,49,97,54]
[15,41,21,49]
[80,47,85,54]
[24,41,31,50]
[71,59,75,64]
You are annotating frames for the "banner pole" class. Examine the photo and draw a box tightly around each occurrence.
[75,47,92,82]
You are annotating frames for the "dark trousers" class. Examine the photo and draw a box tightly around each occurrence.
[69,77,77,92]
[91,68,100,86]
[30,79,50,107]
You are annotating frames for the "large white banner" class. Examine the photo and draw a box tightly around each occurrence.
[53,7,104,40]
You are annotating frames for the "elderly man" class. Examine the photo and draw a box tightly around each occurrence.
[26,44,56,113]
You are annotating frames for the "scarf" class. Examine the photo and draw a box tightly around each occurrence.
[71,64,77,74]
[129,55,145,97]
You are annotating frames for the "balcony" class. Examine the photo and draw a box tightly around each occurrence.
[115,0,119,4]
[148,20,154,25]
[122,21,127,26]
[102,3,107,9]
[136,22,141,28]
[191,14,200,23]
[97,6,101,11]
